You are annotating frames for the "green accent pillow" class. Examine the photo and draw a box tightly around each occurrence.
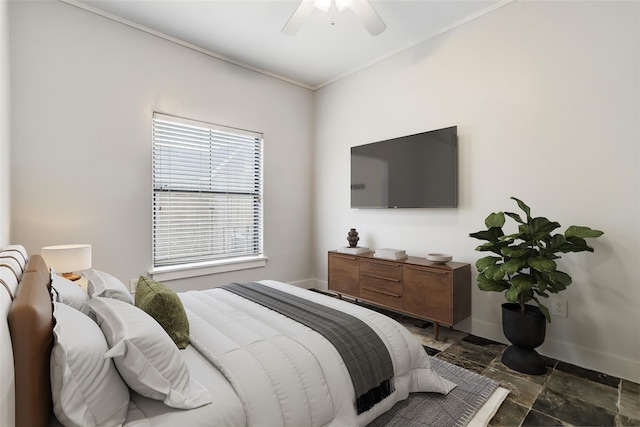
[135,276,189,349]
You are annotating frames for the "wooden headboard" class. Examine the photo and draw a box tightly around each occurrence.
[8,255,53,427]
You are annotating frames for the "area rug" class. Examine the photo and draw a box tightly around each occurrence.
[367,357,508,427]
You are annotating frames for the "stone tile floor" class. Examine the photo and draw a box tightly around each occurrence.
[396,315,640,427]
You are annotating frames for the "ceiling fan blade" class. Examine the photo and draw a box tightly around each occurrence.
[350,0,386,36]
[282,0,316,35]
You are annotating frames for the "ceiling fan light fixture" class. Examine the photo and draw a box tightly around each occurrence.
[313,0,331,12]
[284,0,386,36]
[335,0,353,11]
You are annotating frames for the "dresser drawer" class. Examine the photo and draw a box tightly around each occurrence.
[360,260,402,291]
[359,286,403,310]
[359,259,402,308]
[360,259,402,281]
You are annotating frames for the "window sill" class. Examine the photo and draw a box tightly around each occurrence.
[149,255,268,282]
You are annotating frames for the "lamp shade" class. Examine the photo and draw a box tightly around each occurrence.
[41,244,92,273]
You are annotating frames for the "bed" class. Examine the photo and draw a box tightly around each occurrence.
[3,251,469,427]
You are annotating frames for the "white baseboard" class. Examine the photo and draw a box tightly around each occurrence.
[461,319,640,383]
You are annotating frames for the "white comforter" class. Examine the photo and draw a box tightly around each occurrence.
[179,280,455,427]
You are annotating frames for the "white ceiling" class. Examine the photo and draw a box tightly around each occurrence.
[73,0,507,89]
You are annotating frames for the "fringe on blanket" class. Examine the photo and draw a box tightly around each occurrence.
[357,379,394,414]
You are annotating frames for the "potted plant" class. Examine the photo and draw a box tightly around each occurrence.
[470,197,603,374]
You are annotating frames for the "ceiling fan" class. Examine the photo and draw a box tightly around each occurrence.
[282,0,387,36]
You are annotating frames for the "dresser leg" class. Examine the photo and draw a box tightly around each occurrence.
[434,322,439,340]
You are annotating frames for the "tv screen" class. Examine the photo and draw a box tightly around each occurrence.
[351,126,457,208]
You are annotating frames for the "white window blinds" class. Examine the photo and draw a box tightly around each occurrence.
[152,113,263,268]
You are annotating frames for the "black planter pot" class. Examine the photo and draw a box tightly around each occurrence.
[501,303,547,375]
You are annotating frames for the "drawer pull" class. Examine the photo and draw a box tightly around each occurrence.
[361,286,401,298]
[332,254,358,260]
[364,261,401,269]
[361,273,401,283]
[405,266,448,275]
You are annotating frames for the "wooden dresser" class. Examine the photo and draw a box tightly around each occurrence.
[328,251,471,340]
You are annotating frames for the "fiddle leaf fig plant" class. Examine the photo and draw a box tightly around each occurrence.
[470,197,603,323]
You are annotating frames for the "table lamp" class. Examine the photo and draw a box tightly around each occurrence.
[41,244,92,281]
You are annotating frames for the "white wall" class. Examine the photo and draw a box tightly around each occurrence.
[313,1,640,382]
[9,0,314,291]
[0,1,14,426]
[0,0,9,247]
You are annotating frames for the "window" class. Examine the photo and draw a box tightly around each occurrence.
[152,113,263,273]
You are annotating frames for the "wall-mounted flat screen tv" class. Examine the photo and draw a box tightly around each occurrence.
[351,126,457,208]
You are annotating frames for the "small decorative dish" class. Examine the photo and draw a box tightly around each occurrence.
[426,253,452,264]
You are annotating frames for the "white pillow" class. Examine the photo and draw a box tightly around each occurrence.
[51,269,90,314]
[51,302,130,427]
[88,297,212,409]
[0,256,22,281]
[83,269,134,304]
[0,266,18,298]
[0,245,28,271]
[2,244,28,265]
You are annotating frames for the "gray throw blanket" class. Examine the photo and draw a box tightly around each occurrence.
[221,282,395,414]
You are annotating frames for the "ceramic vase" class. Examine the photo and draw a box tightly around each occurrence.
[347,228,359,248]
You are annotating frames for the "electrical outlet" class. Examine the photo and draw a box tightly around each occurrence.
[129,279,138,294]
[551,298,568,317]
